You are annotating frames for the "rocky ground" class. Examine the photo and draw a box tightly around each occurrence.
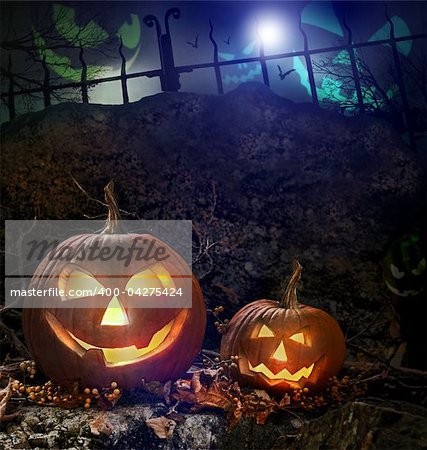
[1,397,426,449]
[1,82,425,344]
[1,82,426,448]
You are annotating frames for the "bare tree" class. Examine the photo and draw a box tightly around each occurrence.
[312,43,427,134]
[1,3,118,114]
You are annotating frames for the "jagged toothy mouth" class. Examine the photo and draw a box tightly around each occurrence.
[248,361,315,381]
[45,311,187,367]
[68,321,174,366]
[386,281,424,297]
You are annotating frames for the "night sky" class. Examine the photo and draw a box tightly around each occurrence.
[1,1,426,118]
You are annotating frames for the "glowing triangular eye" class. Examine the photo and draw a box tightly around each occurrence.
[59,269,104,301]
[289,332,305,344]
[125,264,175,292]
[390,264,405,279]
[150,264,176,289]
[258,324,275,337]
[125,268,162,292]
[101,296,129,326]
[412,258,426,276]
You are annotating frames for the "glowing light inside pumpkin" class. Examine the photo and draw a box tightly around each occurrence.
[150,264,175,289]
[125,264,176,293]
[385,282,424,297]
[390,264,405,279]
[289,332,305,344]
[69,320,174,366]
[59,269,104,300]
[272,341,288,361]
[100,296,129,326]
[257,324,275,337]
[249,361,314,381]
[412,258,426,276]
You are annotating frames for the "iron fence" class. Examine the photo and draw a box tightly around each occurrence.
[1,7,426,149]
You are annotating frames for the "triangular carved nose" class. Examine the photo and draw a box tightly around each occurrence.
[101,296,129,326]
[272,341,288,361]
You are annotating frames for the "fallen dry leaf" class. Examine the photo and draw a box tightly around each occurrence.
[255,405,277,425]
[172,389,198,405]
[96,391,122,411]
[187,367,220,378]
[172,374,232,413]
[174,379,192,391]
[89,413,113,436]
[0,378,20,422]
[142,379,172,405]
[278,394,291,408]
[253,389,272,402]
[146,416,176,439]
[166,411,186,423]
[226,399,243,432]
[196,380,232,410]
[191,372,203,394]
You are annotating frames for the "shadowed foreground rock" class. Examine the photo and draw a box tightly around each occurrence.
[1,399,426,449]
[1,82,425,337]
[291,399,427,450]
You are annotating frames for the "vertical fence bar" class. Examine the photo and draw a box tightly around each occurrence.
[385,9,416,151]
[209,20,224,94]
[79,46,89,103]
[256,19,270,87]
[160,8,181,92]
[41,55,51,107]
[1,23,425,126]
[143,15,163,91]
[7,54,16,120]
[119,37,129,104]
[342,15,365,113]
[298,12,318,106]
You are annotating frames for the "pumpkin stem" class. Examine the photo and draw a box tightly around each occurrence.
[280,259,303,309]
[101,180,121,234]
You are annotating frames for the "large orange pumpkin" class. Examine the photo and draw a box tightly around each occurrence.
[23,182,206,388]
[220,260,345,394]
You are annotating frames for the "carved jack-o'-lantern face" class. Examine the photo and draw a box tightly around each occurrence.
[23,233,206,389]
[383,233,426,298]
[23,183,206,388]
[220,260,346,394]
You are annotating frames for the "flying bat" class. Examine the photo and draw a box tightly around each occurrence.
[277,65,296,80]
[187,34,199,48]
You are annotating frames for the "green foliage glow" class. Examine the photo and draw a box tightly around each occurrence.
[52,3,109,47]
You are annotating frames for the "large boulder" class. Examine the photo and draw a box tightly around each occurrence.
[1,82,425,341]
[292,398,427,450]
[1,398,426,449]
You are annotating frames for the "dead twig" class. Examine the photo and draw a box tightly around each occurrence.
[201,349,220,358]
[0,378,20,421]
[0,320,30,359]
[346,305,386,343]
[70,174,139,218]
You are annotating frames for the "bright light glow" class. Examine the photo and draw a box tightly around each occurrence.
[257,18,284,46]
[272,341,288,361]
[257,324,275,338]
[101,296,129,326]
[289,332,305,344]
[70,320,174,366]
[59,269,104,300]
[249,361,314,381]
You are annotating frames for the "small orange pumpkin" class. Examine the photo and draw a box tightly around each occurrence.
[220,259,346,394]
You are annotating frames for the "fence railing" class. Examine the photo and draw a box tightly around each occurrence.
[1,7,426,149]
